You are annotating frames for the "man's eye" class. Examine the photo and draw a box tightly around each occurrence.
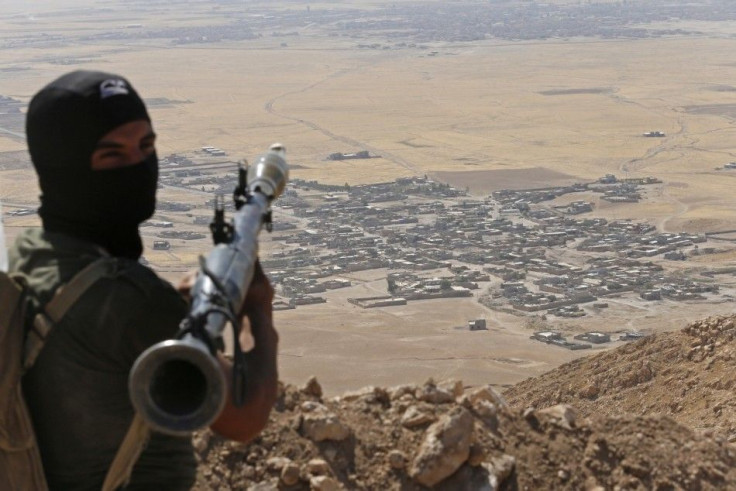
[99,151,123,159]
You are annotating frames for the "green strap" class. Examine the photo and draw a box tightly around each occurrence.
[24,257,115,371]
[24,256,152,489]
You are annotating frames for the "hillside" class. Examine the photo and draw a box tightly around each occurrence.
[193,315,736,489]
[504,315,736,440]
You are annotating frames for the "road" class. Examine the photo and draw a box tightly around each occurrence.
[0,127,25,140]
[263,69,423,176]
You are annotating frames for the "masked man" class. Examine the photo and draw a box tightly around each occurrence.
[9,70,278,490]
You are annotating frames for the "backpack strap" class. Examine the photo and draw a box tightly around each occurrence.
[23,256,155,490]
[24,257,116,371]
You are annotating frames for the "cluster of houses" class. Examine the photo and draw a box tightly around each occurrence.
[530,331,592,350]
[256,175,724,313]
[144,150,732,320]
[530,330,647,350]
[484,255,718,315]
[493,174,660,211]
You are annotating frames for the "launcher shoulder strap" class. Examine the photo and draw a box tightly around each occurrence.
[101,413,151,491]
[24,257,116,370]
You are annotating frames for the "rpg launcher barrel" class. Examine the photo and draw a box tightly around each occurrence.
[129,144,288,436]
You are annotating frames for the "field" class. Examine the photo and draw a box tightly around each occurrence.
[3,1,736,395]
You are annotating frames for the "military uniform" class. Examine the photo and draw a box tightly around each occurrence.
[10,228,196,490]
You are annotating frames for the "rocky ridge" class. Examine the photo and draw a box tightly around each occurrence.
[504,314,736,441]
[194,315,736,489]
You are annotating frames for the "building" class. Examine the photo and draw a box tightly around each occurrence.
[574,332,611,344]
[152,240,171,251]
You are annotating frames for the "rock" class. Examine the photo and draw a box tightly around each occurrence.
[538,404,577,430]
[302,376,323,398]
[393,399,411,413]
[266,456,292,471]
[387,450,407,469]
[472,400,499,429]
[280,463,301,486]
[247,480,279,491]
[374,386,391,404]
[323,447,337,461]
[301,410,351,442]
[401,405,436,428]
[418,381,456,404]
[461,385,508,409]
[306,458,331,476]
[389,384,418,400]
[409,407,474,487]
[341,385,390,404]
[342,386,378,402]
[483,454,516,490]
[398,393,416,405]
[468,442,487,466]
[309,475,342,491]
[438,379,465,398]
[301,401,326,413]
[522,407,538,426]
[192,431,212,455]
[460,388,500,428]
[579,383,599,399]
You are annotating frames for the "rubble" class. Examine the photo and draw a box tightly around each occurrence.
[194,318,736,489]
[408,407,474,487]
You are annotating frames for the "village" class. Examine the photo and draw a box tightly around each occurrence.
[5,145,733,349]
[143,150,736,351]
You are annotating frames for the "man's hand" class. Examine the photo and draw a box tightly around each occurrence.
[209,260,279,443]
[176,269,197,303]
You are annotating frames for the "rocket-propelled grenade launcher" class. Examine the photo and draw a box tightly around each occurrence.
[129,144,288,436]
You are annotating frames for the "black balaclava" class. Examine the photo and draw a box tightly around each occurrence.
[26,70,158,259]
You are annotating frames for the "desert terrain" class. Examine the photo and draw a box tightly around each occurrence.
[3,0,736,399]
[193,314,736,489]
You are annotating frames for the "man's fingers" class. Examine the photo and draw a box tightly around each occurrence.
[238,317,255,352]
[177,269,198,301]
[242,260,274,309]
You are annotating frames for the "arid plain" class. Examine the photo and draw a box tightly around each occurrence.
[3,1,736,395]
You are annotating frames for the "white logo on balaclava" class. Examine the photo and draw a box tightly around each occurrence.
[100,79,129,98]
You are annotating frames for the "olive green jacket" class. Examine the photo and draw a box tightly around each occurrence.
[10,228,196,491]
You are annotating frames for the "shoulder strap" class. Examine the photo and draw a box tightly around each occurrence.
[24,257,116,371]
[23,256,154,490]
[102,413,151,491]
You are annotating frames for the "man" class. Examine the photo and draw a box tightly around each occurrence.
[9,70,278,489]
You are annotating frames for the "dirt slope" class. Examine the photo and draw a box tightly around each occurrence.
[503,315,736,441]
[193,311,736,490]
